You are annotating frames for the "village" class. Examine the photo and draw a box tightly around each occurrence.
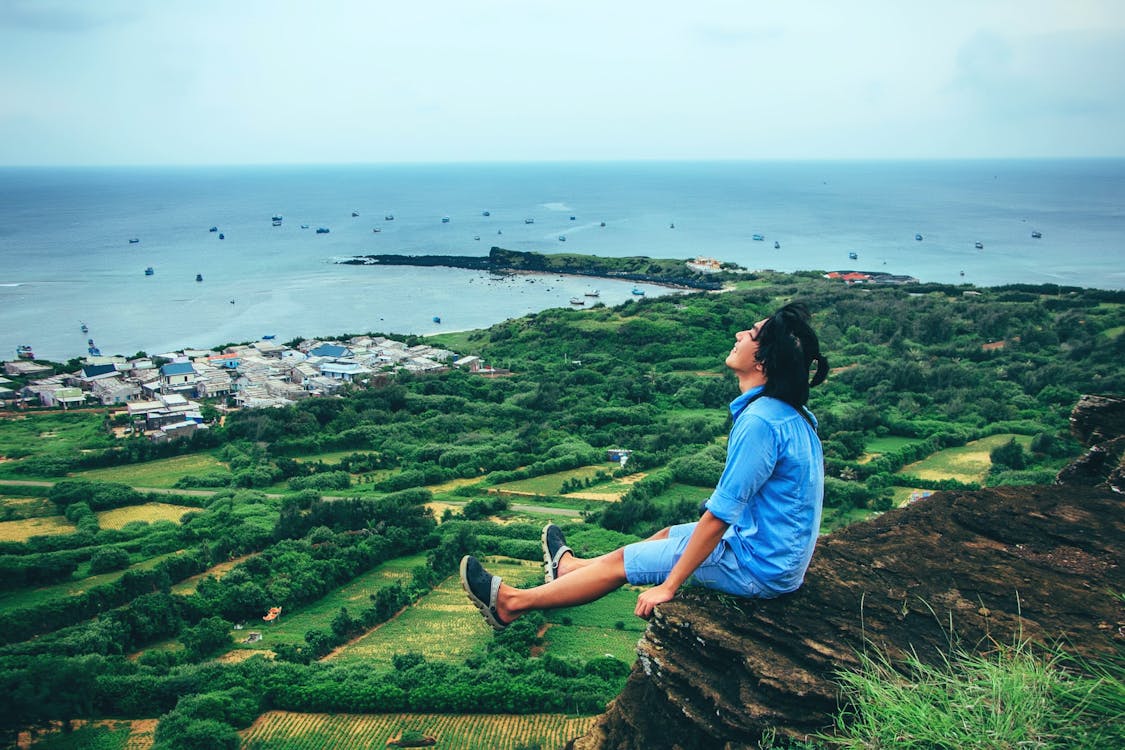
[1,335,498,442]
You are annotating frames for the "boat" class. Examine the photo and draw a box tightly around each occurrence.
[558,235,566,242]
[774,241,780,249]
[631,287,645,296]
[196,273,203,282]
[473,235,480,240]
[300,224,309,229]
[271,215,283,222]
[372,228,382,233]
[272,219,282,226]
[752,234,765,241]
[316,227,330,234]
[670,222,675,229]
[88,346,101,356]
[848,251,858,260]
[16,345,34,360]
[144,267,154,276]
[915,233,923,241]
[482,210,490,217]
[229,299,235,304]
[432,316,441,323]
[351,211,360,217]
[1031,231,1042,239]
[441,216,450,223]
[88,338,95,347]
[570,297,585,305]
[975,241,984,249]
[584,289,600,297]
[262,334,276,340]
[385,214,394,221]
[128,238,139,244]
[524,218,535,224]
[80,323,88,333]
[570,216,576,221]
[209,226,218,232]
[599,221,606,227]
[219,233,225,239]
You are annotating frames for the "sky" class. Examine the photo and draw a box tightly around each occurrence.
[1,0,1124,166]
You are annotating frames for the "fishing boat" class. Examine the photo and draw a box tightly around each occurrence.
[975,241,984,249]
[915,233,923,241]
[128,238,139,244]
[372,228,382,233]
[196,273,203,282]
[441,216,450,223]
[316,227,330,234]
[352,211,360,217]
[271,215,283,222]
[262,334,276,340]
[16,345,34,360]
[482,210,490,217]
[300,224,309,229]
[584,289,600,297]
[272,219,282,226]
[144,267,154,276]
[524,218,535,224]
[558,235,566,242]
[1031,231,1042,239]
[80,322,88,333]
[752,234,765,242]
[774,241,780,249]
[599,221,606,227]
[570,297,585,305]
[219,233,225,239]
[88,346,101,356]
[473,235,480,240]
[209,226,218,232]
[385,214,395,221]
[432,316,441,323]
[848,251,859,260]
[631,287,645,296]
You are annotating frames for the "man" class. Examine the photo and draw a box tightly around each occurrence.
[461,302,829,630]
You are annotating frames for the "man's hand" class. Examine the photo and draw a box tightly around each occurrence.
[635,583,677,619]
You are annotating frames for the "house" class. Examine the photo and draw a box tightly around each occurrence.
[51,386,87,409]
[4,360,53,377]
[90,377,141,405]
[454,355,482,370]
[317,360,370,382]
[160,361,197,394]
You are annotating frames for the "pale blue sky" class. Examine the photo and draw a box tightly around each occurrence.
[2,0,1123,165]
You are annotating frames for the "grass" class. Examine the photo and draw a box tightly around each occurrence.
[75,453,228,488]
[0,514,74,542]
[0,550,184,611]
[543,588,647,663]
[492,464,630,497]
[827,640,1124,750]
[859,435,922,463]
[96,502,199,529]
[24,721,138,750]
[335,557,542,667]
[222,553,427,655]
[0,495,57,521]
[0,411,112,464]
[898,434,1033,485]
[646,481,713,510]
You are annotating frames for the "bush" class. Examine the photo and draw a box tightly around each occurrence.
[88,547,131,574]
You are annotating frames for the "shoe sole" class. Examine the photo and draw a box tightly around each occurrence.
[542,523,571,584]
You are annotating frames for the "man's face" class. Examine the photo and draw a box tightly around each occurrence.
[725,318,768,375]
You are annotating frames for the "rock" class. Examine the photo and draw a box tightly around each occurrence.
[568,394,1125,749]
[1057,395,1125,492]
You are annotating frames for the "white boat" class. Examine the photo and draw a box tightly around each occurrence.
[631,287,645,296]
[584,289,600,297]
[569,297,585,305]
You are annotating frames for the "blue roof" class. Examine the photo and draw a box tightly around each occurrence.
[309,344,349,358]
[160,362,196,376]
[82,364,117,378]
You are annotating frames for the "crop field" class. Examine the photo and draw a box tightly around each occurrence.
[0,494,56,521]
[0,411,111,464]
[0,550,185,611]
[898,433,1033,484]
[75,453,228,488]
[97,502,199,529]
[859,435,922,463]
[335,557,541,667]
[543,588,646,663]
[0,514,73,542]
[240,710,597,750]
[493,464,631,497]
[21,719,154,750]
[225,553,426,655]
[646,481,712,510]
[170,553,257,595]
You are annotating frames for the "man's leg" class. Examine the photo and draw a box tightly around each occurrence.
[496,548,628,623]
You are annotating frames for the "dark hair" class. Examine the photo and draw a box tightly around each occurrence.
[754,302,828,408]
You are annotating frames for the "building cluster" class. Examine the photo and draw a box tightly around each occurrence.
[2,336,496,440]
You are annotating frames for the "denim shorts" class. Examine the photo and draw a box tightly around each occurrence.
[622,522,769,598]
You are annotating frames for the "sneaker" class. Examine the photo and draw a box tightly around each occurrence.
[459,555,508,631]
[541,523,572,583]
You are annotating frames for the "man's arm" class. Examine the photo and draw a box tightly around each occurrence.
[634,510,730,618]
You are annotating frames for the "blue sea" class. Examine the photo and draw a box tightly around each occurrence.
[2,160,1123,363]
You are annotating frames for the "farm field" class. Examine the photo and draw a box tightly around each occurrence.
[240,710,598,750]
[335,557,542,667]
[859,435,922,463]
[97,502,199,529]
[75,453,229,488]
[170,553,258,595]
[21,719,154,750]
[543,587,646,663]
[491,464,632,497]
[646,481,713,510]
[898,433,1033,484]
[0,411,111,469]
[0,514,73,542]
[0,550,185,611]
[224,553,427,656]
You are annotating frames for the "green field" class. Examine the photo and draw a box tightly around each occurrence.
[493,464,629,497]
[543,587,647,663]
[0,549,186,611]
[223,553,427,656]
[898,433,1033,484]
[335,557,542,667]
[860,435,922,462]
[75,453,228,488]
[0,411,112,466]
[647,481,712,509]
[97,502,199,529]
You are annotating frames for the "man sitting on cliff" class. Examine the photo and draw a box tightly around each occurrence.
[461,302,829,629]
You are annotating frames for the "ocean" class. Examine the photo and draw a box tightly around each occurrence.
[1,160,1123,363]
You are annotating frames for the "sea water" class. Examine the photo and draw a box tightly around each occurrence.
[1,160,1123,362]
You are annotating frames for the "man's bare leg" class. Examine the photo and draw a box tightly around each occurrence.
[495,548,628,623]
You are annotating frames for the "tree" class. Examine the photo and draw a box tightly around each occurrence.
[88,547,131,574]
[990,438,1027,470]
[180,616,232,661]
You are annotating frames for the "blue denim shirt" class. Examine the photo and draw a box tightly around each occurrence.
[704,386,824,595]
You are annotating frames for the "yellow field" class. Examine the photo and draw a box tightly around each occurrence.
[335,557,541,667]
[171,553,256,595]
[75,452,227,488]
[97,502,199,529]
[0,515,73,542]
[240,711,597,750]
[898,434,1033,485]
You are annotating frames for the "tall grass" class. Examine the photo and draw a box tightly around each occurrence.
[826,639,1124,749]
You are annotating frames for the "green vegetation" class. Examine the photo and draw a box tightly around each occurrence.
[2,268,1122,748]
